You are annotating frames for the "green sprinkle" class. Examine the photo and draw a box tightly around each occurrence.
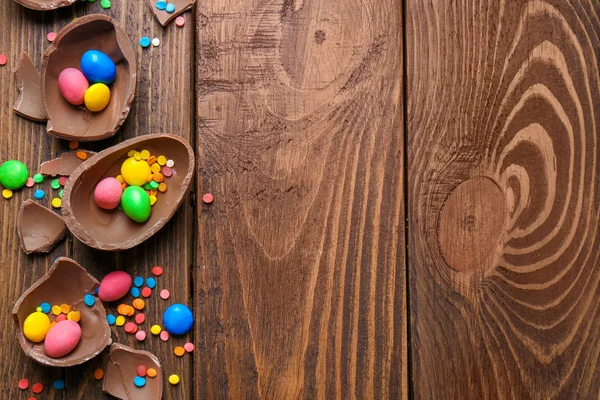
[33,173,45,184]
[143,183,152,190]
[100,0,111,8]
[51,179,61,190]
[149,181,159,190]
[58,189,63,199]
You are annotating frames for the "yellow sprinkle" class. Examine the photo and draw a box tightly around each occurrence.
[116,175,124,183]
[67,310,81,322]
[150,163,161,173]
[59,303,71,314]
[51,198,62,208]
[2,189,13,199]
[149,195,157,206]
[134,152,142,161]
[157,155,167,166]
[127,150,136,157]
[158,183,167,193]
[168,375,180,385]
[150,325,161,335]
[115,315,126,326]
[140,149,150,160]
[36,307,42,312]
[51,305,62,315]
[147,368,157,378]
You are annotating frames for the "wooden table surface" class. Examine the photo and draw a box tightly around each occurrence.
[2,0,600,399]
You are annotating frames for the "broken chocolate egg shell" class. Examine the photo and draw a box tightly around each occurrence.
[147,0,195,26]
[62,134,195,251]
[103,343,163,400]
[13,52,47,121]
[41,14,136,141]
[40,150,97,177]
[18,199,68,254]
[12,257,111,367]
[14,0,76,11]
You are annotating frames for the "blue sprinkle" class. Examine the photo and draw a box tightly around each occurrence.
[146,277,156,289]
[84,294,95,307]
[133,276,144,287]
[106,314,116,325]
[140,37,151,48]
[40,302,51,313]
[155,0,166,10]
[134,376,146,387]
[165,3,175,12]
[130,287,140,298]
[95,287,99,295]
[53,380,65,390]
[34,189,45,199]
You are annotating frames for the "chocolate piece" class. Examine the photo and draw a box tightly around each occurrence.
[12,257,112,367]
[103,344,162,400]
[18,199,68,254]
[13,52,47,122]
[147,0,196,26]
[62,134,194,251]
[41,14,137,141]
[40,151,96,177]
[14,0,76,11]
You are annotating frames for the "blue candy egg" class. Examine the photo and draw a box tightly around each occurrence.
[163,303,194,335]
[80,50,117,84]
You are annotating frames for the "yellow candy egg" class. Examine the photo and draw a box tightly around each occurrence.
[84,83,111,112]
[121,157,152,186]
[23,311,51,343]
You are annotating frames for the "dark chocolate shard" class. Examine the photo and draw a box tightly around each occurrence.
[103,344,163,400]
[14,0,76,11]
[13,52,47,122]
[12,257,112,367]
[147,0,195,26]
[40,151,96,177]
[18,199,68,254]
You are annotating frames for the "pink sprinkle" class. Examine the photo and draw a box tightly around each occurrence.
[25,177,35,187]
[183,342,194,353]
[160,289,170,300]
[47,32,57,42]
[135,330,147,341]
[159,331,169,341]
[58,176,68,186]
[0,54,7,66]
[162,166,173,177]
[175,16,185,27]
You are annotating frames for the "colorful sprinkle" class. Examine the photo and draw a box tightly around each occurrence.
[84,294,95,306]
[168,375,180,385]
[94,368,105,380]
[152,38,160,47]
[134,376,146,387]
[152,266,163,276]
[53,380,65,390]
[158,183,167,193]
[69,141,79,150]
[47,32,56,42]
[2,189,13,199]
[51,198,62,208]
[130,287,140,297]
[135,330,147,341]
[124,322,138,334]
[59,190,63,198]
[184,342,195,353]
[146,277,156,289]
[67,310,81,322]
[51,178,61,189]
[58,176,68,186]
[147,368,158,378]
[115,315,126,326]
[140,37,151,48]
[175,16,185,27]
[137,365,147,377]
[150,325,161,335]
[165,3,175,13]
[0,54,7,66]
[135,313,146,324]
[160,331,169,341]
[166,159,175,168]
[56,314,67,322]
[141,287,152,298]
[202,193,214,204]
[100,0,111,8]
[157,155,167,166]
[18,379,29,390]
[52,305,62,315]
[160,289,170,300]
[132,298,145,310]
[155,0,166,9]
[34,189,45,199]
[25,177,35,187]
[106,314,116,325]
[174,346,185,357]
[32,382,44,394]
[76,151,88,160]
[162,166,173,177]
[33,173,44,183]
[149,195,157,206]
[134,276,144,287]
[40,302,51,313]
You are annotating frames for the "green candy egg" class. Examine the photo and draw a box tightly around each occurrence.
[0,160,29,190]
[121,186,151,223]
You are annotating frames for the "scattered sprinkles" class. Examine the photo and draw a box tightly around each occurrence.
[160,289,170,299]
[152,38,160,47]
[135,313,146,324]
[184,342,195,353]
[100,0,111,8]
[137,365,147,377]
[135,330,147,341]
[141,287,152,298]
[152,266,163,276]
[150,325,161,335]
[47,32,56,42]
[132,298,145,310]
[94,368,105,380]
[106,314,116,325]
[174,346,185,357]
[147,368,158,378]
[140,37,151,48]
[146,277,156,288]
[51,198,62,208]
[165,3,175,13]
[18,379,30,390]
[134,276,144,287]
[133,376,146,387]
[84,294,95,306]
[159,331,169,341]
[115,315,126,326]
[202,193,214,204]
[40,303,51,313]
[124,322,138,334]
[51,179,61,189]
[2,189,13,199]
[25,177,35,187]
[76,151,88,160]
[175,16,185,27]
[34,189,45,199]
[168,375,180,385]
[130,287,141,297]
[53,380,65,390]
[32,382,44,394]
[0,54,7,66]
[155,0,166,10]
[69,141,79,150]
[33,173,44,183]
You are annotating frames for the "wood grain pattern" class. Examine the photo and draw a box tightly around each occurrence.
[0,2,195,399]
[408,0,600,398]
[195,0,406,398]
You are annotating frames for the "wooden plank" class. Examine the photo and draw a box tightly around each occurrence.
[0,2,195,399]
[407,0,600,398]
[195,0,406,398]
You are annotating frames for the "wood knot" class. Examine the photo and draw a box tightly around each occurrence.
[314,30,326,44]
[438,177,506,274]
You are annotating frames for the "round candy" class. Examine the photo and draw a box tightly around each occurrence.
[168,375,180,385]
[130,287,140,297]
[53,380,65,390]
[84,83,111,112]
[98,271,132,301]
[147,368,158,378]
[133,276,144,287]
[25,177,35,187]
[40,302,51,313]
[121,186,152,223]
[23,311,51,343]
[2,189,13,199]
[146,277,156,288]
[135,330,147,341]
[160,289,170,299]
[44,320,82,358]
[106,314,116,325]
[80,50,117,84]
[84,294,95,306]
[163,304,194,335]
[160,331,169,341]
[184,342,195,352]
[121,158,152,186]
[137,365,147,376]
[34,189,45,199]
[0,160,28,190]
[155,0,166,9]
[58,68,89,105]
[56,314,67,322]
[33,173,44,183]
[150,325,161,335]
[134,376,146,387]
[94,177,123,210]
[140,37,151,48]
[165,3,175,12]
[18,378,29,390]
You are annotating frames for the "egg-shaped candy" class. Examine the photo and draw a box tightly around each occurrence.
[23,311,51,343]
[121,158,151,186]
[121,186,151,223]
[44,320,82,358]
[84,83,111,112]
[58,68,89,105]
[0,160,29,190]
[94,177,123,210]
[98,271,132,302]
[80,50,117,84]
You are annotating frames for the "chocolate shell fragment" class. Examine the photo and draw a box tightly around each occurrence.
[13,52,47,121]
[103,344,162,400]
[14,0,76,11]
[18,199,67,254]
[147,0,195,26]
[62,134,195,251]
[41,14,137,141]
[40,151,96,177]
[12,257,111,367]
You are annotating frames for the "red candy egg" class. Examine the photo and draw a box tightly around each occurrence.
[44,320,81,358]
[58,68,89,106]
[98,271,132,302]
[94,177,123,210]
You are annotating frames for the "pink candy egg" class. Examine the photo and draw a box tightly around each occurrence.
[98,271,132,302]
[58,68,89,106]
[44,320,82,358]
[94,177,123,210]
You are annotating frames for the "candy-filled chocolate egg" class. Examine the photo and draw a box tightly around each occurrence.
[41,14,136,141]
[62,134,194,251]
